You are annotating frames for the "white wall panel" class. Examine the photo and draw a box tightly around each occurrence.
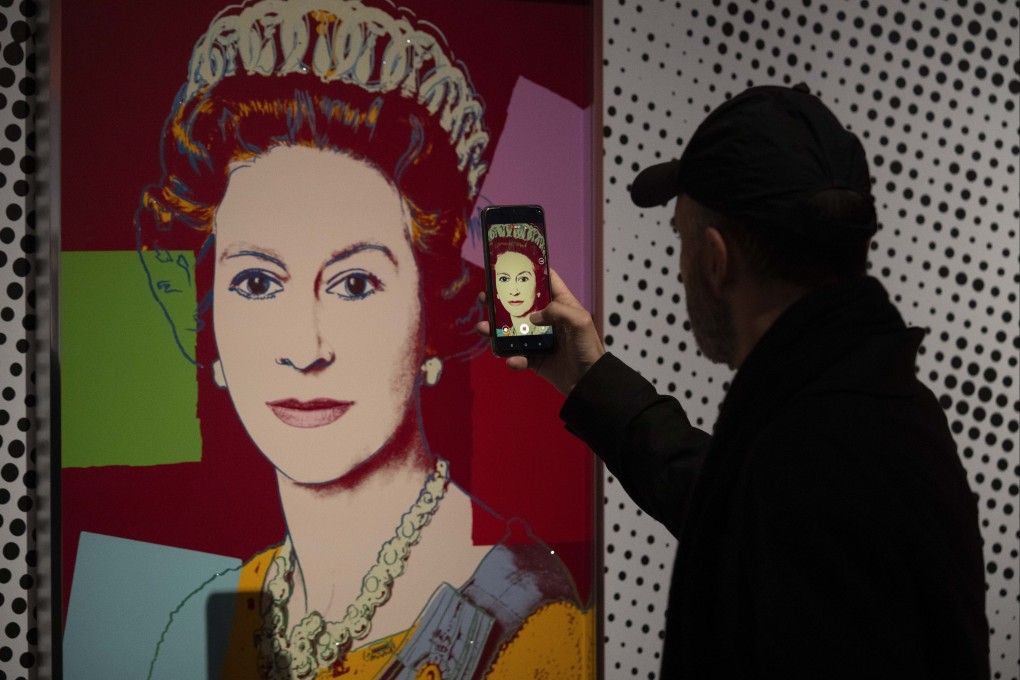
[601,1,1018,678]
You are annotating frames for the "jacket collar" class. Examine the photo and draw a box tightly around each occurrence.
[714,276,923,441]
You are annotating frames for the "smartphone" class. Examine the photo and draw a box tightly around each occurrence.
[480,205,556,356]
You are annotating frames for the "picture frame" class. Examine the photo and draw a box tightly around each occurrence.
[50,0,602,676]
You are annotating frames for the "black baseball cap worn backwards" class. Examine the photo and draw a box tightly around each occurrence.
[630,83,877,244]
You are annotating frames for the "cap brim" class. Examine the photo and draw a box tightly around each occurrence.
[630,159,681,208]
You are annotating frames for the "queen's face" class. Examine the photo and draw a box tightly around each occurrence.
[494,251,537,318]
[213,146,423,484]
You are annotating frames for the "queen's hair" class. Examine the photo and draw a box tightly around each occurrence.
[136,0,490,363]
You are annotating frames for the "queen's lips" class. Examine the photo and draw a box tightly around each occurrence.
[266,398,353,428]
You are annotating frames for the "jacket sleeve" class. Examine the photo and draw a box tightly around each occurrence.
[559,353,711,537]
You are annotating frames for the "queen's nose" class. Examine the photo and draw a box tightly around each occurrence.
[276,295,335,373]
[276,352,335,373]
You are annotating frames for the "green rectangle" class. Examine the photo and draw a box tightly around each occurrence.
[61,250,200,467]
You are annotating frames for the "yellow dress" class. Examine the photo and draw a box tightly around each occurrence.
[221,543,594,679]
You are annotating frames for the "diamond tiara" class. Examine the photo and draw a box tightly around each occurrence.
[183,0,490,196]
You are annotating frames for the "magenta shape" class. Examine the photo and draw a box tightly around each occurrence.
[468,77,595,309]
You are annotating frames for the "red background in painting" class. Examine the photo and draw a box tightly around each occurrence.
[58,0,598,620]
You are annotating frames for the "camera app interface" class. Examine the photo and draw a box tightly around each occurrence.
[487,222,553,338]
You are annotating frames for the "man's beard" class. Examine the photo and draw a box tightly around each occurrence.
[684,260,736,367]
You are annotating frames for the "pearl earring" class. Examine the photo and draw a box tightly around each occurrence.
[212,359,227,389]
[421,357,443,387]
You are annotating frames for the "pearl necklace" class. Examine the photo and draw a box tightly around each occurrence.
[256,459,449,679]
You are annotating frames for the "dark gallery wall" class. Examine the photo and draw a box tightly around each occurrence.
[599,1,1017,679]
[0,1,1017,679]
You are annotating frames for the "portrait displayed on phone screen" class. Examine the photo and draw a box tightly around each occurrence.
[482,205,556,356]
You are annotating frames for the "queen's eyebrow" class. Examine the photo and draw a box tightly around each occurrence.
[220,246,288,271]
[324,242,397,268]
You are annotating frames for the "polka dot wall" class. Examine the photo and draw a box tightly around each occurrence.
[602,0,1018,678]
[0,0,38,678]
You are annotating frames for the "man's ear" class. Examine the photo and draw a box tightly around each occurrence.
[703,225,730,292]
[138,244,202,366]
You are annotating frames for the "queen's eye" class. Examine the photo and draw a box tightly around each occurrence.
[325,270,383,300]
[497,275,510,283]
[229,270,284,300]
[517,274,531,283]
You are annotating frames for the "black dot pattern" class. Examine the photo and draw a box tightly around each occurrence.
[0,1,37,678]
[602,1,1018,678]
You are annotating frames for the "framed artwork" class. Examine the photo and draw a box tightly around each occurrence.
[53,0,601,677]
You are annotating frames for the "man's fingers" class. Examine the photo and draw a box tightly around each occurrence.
[505,355,531,371]
[475,290,490,336]
[530,299,591,330]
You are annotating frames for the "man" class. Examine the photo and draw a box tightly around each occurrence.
[479,84,989,677]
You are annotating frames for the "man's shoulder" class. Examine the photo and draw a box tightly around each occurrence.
[755,380,952,460]
[740,378,963,519]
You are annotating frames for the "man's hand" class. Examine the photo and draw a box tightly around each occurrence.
[476,269,605,395]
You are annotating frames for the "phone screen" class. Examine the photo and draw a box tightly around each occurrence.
[481,205,555,356]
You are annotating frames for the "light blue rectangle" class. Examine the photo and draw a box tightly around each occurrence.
[64,532,242,680]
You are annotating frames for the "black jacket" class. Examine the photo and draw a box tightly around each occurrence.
[562,276,988,678]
